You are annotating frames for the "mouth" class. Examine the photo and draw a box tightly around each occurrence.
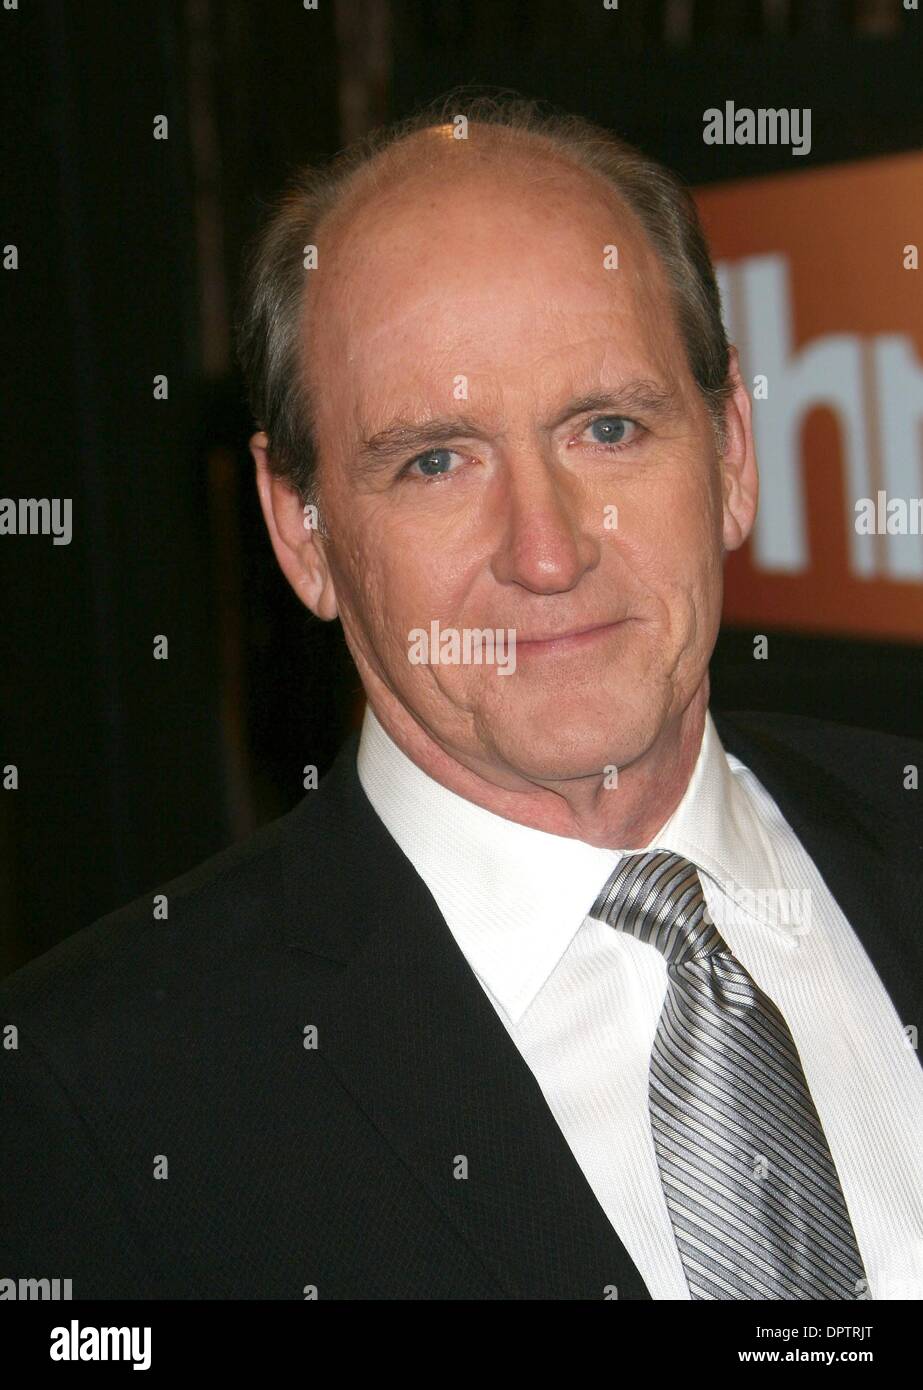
[514,619,630,656]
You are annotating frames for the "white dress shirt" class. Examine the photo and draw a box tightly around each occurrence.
[357,705,923,1300]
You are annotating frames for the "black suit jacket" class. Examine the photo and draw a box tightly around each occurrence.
[1,711,921,1299]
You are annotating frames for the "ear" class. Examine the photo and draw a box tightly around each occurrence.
[718,347,759,553]
[250,432,339,621]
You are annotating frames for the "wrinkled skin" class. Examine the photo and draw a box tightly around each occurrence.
[254,130,758,848]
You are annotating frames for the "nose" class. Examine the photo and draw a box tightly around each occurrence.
[490,448,600,594]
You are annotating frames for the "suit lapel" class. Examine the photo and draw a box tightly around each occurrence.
[288,734,651,1300]
[712,711,923,1029]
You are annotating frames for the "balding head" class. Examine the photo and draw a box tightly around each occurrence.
[304,125,693,509]
[238,94,733,509]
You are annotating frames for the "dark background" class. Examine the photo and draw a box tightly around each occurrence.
[2,0,921,974]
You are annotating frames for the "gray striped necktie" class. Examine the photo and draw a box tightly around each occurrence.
[590,849,868,1300]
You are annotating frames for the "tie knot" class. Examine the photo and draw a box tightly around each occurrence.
[590,850,722,966]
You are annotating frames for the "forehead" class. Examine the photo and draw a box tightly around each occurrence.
[303,141,688,438]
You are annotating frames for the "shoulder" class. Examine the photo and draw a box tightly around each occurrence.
[715,707,923,769]
[713,708,921,840]
[0,736,365,1026]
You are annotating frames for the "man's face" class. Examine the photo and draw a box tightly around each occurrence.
[300,147,750,787]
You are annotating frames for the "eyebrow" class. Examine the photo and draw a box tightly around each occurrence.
[354,380,680,475]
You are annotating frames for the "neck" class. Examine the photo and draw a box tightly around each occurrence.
[363,678,709,851]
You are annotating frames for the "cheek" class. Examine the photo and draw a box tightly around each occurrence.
[618,465,724,630]
[374,506,480,605]
[332,511,474,653]
[648,454,723,561]
[616,488,713,588]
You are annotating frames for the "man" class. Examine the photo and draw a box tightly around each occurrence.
[2,94,922,1301]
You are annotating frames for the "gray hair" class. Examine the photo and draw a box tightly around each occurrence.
[236,90,733,509]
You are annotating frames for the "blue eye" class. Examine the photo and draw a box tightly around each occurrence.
[406,447,459,478]
[587,415,634,446]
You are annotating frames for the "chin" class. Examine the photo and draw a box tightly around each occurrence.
[476,681,665,784]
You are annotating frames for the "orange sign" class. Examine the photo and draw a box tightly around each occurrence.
[695,152,923,642]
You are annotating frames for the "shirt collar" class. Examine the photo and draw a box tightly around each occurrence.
[356,704,787,1024]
